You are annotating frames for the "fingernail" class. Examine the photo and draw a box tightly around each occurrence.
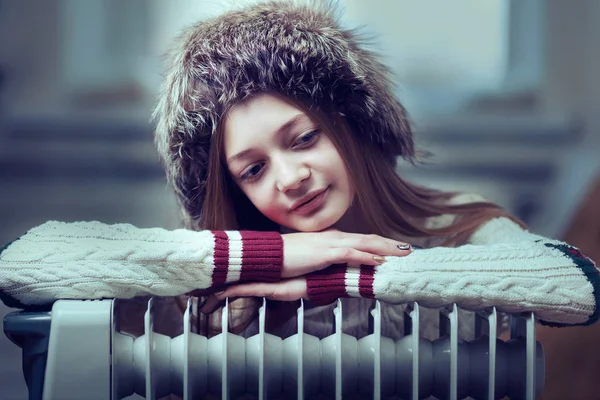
[397,243,411,250]
[373,255,386,263]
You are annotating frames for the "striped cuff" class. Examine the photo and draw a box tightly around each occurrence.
[306,264,377,305]
[211,231,283,286]
[306,264,348,305]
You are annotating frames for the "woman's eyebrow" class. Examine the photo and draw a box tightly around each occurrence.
[227,113,308,165]
[227,148,255,166]
[274,113,306,137]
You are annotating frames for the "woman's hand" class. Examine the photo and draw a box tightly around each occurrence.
[280,230,411,278]
[200,277,308,313]
[198,231,412,313]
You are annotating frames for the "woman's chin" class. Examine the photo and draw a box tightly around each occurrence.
[283,215,343,233]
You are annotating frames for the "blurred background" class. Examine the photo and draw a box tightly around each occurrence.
[1,0,599,399]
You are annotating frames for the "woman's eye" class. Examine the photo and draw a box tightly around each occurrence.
[294,130,320,147]
[240,163,264,182]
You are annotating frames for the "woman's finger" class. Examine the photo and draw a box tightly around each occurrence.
[326,245,411,266]
[326,247,382,266]
[338,232,412,257]
[221,279,307,301]
[216,282,277,300]
[199,294,226,314]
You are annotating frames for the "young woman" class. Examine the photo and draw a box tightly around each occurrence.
[0,1,597,340]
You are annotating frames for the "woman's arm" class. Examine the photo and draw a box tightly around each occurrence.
[0,221,282,308]
[210,218,599,327]
[306,217,599,327]
[0,221,410,308]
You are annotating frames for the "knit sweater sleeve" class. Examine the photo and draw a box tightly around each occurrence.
[0,221,283,308]
[306,217,600,327]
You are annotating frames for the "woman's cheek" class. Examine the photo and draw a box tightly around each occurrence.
[247,187,280,219]
[253,198,286,225]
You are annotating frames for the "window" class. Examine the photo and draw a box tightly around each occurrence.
[342,0,542,117]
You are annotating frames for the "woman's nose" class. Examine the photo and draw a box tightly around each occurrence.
[275,159,310,193]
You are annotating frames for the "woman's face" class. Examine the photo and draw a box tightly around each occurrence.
[223,93,355,232]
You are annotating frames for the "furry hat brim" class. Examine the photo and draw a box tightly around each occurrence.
[153,0,414,228]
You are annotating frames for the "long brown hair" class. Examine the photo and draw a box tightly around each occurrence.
[186,93,521,335]
[307,105,521,246]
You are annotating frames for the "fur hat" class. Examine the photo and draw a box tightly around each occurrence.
[153,0,414,228]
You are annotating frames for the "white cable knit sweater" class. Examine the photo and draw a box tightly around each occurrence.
[0,222,283,307]
[0,217,598,327]
[306,217,599,327]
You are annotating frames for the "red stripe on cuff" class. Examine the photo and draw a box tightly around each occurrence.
[239,231,283,282]
[211,231,229,286]
[306,264,348,305]
[358,265,375,298]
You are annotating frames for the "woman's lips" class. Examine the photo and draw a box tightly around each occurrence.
[291,188,328,215]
